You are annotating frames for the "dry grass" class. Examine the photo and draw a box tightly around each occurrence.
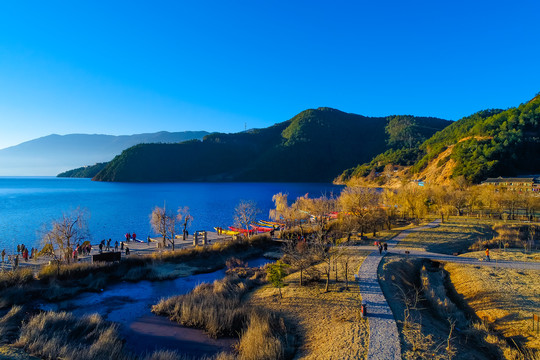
[445,261,540,355]
[0,268,34,289]
[460,249,540,262]
[248,250,368,360]
[152,274,263,338]
[16,311,130,360]
[153,266,294,360]
[0,306,26,345]
[396,217,494,254]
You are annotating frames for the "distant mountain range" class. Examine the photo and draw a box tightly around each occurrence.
[88,108,451,182]
[0,131,209,176]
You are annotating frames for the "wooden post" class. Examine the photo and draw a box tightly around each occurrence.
[202,231,208,245]
[193,232,198,246]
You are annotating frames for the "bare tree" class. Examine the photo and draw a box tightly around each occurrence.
[284,239,313,286]
[178,206,193,241]
[150,205,189,250]
[234,200,260,237]
[41,208,90,272]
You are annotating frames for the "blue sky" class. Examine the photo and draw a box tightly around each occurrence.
[0,1,538,149]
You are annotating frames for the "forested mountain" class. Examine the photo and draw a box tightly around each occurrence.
[57,163,108,178]
[92,108,451,182]
[339,94,540,185]
[0,131,208,176]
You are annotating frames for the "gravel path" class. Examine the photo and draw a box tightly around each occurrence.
[357,220,441,360]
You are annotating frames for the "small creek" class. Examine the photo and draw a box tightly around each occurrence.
[41,257,272,358]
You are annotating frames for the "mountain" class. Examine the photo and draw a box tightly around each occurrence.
[57,162,108,178]
[0,131,209,176]
[339,94,540,185]
[92,108,451,182]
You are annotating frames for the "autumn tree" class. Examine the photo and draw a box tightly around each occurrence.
[339,187,381,237]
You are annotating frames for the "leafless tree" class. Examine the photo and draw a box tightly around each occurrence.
[150,205,190,250]
[41,208,90,272]
[234,200,260,237]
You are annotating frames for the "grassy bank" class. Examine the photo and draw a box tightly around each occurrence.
[153,266,295,360]
[445,261,540,355]
[248,249,369,359]
[0,234,274,309]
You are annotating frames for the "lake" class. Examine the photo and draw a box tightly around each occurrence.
[0,177,342,253]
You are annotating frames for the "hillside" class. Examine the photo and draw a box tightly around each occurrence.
[92,108,451,183]
[0,131,209,176]
[339,94,540,185]
[57,162,108,178]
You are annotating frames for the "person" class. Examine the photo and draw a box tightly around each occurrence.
[121,242,124,251]
[125,246,130,256]
[1,249,5,263]
[23,248,28,261]
[99,243,103,253]
[485,247,490,262]
[378,244,383,255]
[14,255,19,269]
[114,241,119,252]
[17,244,20,254]
[147,236,151,245]
[132,233,136,241]
[126,233,130,242]
[73,249,77,261]
[383,243,388,252]
[106,239,111,251]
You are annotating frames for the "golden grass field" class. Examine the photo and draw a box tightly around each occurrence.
[248,250,369,360]
[396,218,494,254]
[445,262,540,353]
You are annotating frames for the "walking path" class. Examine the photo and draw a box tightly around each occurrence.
[357,219,441,360]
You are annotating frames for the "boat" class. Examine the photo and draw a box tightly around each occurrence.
[250,224,273,232]
[228,226,256,235]
[258,220,284,227]
[214,227,239,236]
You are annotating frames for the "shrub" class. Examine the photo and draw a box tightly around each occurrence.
[237,310,286,360]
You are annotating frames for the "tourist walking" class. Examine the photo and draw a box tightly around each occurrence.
[114,241,119,252]
[485,247,490,262]
[106,239,111,251]
[383,243,388,252]
[1,249,5,263]
[99,243,103,253]
[125,246,130,256]
[14,255,19,269]
[378,244,383,255]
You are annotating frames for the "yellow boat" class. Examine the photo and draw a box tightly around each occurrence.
[214,227,239,236]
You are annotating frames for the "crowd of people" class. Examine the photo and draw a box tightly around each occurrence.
[1,232,140,268]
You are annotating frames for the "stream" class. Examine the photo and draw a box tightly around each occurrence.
[41,257,272,358]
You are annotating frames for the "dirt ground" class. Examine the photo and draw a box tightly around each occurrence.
[248,250,369,360]
[445,262,540,353]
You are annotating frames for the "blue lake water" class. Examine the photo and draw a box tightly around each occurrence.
[0,177,342,253]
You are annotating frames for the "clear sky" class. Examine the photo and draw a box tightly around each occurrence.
[0,1,538,149]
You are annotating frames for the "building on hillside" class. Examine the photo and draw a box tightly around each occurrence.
[481,177,540,192]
